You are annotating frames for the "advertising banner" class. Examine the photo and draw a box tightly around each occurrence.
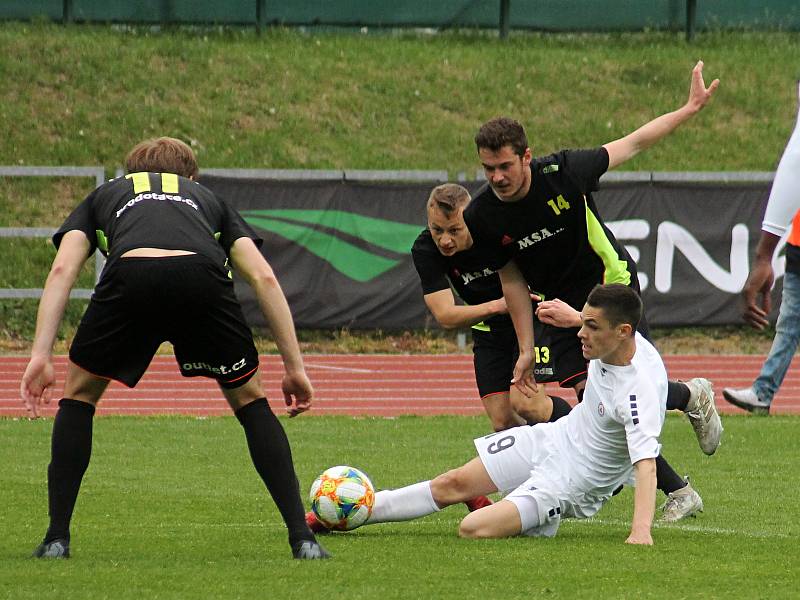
[200,175,774,329]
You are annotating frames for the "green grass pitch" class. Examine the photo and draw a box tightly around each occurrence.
[1,414,798,599]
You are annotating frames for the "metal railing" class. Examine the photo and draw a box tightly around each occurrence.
[1,166,776,301]
[0,166,106,299]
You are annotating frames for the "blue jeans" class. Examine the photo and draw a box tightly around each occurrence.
[753,270,800,404]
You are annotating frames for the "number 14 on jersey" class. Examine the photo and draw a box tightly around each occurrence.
[547,194,571,216]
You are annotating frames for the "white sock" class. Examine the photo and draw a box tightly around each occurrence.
[367,481,441,524]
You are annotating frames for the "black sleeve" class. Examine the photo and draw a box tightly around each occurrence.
[218,198,263,254]
[411,233,450,295]
[52,190,98,257]
[561,147,609,194]
[463,201,513,271]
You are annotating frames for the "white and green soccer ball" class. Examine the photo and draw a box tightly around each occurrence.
[309,465,375,531]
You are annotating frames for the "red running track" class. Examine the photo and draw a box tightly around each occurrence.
[2,354,800,417]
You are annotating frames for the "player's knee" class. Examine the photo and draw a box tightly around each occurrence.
[510,397,549,423]
[221,375,265,411]
[458,512,501,539]
[458,514,487,539]
[489,414,518,431]
[430,468,471,506]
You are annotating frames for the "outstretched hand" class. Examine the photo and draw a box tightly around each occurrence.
[742,258,775,329]
[281,371,314,417]
[686,60,720,113]
[20,355,56,419]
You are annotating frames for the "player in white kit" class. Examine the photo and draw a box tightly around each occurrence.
[361,283,665,544]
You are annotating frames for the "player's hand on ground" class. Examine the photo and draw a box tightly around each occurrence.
[535,298,582,328]
[625,530,653,545]
[281,371,314,417]
[20,355,56,419]
[686,60,719,113]
[511,350,538,397]
[742,258,774,330]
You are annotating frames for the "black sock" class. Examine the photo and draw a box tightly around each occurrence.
[666,381,690,412]
[44,399,95,544]
[548,396,572,422]
[235,398,313,544]
[655,454,686,495]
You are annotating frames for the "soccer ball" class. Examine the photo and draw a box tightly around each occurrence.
[309,465,375,531]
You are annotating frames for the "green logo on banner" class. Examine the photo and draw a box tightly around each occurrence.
[241,209,421,283]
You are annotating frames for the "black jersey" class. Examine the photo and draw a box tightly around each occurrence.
[53,172,261,269]
[411,229,512,331]
[463,147,634,309]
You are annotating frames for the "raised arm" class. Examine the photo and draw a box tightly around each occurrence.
[499,261,537,397]
[603,60,719,170]
[423,288,507,330]
[625,457,657,545]
[229,237,313,417]
[21,230,90,417]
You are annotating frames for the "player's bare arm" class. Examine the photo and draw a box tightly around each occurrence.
[423,288,508,330]
[535,298,582,329]
[499,261,538,397]
[20,230,90,418]
[742,232,780,329]
[626,457,657,545]
[603,60,719,170]
[229,236,314,416]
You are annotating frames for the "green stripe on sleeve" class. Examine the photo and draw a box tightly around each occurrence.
[471,321,491,332]
[95,230,108,252]
[585,199,631,286]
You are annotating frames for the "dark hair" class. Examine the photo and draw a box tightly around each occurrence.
[125,137,199,179]
[474,117,528,157]
[426,183,471,217]
[586,284,642,330]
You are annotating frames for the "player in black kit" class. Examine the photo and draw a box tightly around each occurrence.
[464,61,722,522]
[411,183,576,429]
[21,137,330,560]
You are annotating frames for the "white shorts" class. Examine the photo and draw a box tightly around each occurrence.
[473,425,575,537]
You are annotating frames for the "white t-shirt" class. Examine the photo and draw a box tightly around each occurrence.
[548,332,667,499]
[762,81,800,237]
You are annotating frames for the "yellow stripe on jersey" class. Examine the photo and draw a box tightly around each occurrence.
[95,230,109,252]
[471,321,491,332]
[125,172,151,193]
[585,198,631,286]
[161,173,179,194]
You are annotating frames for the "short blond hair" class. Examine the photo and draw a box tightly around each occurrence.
[125,137,199,179]
[426,183,471,217]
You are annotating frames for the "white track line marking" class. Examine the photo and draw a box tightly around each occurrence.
[571,517,789,539]
[305,363,376,374]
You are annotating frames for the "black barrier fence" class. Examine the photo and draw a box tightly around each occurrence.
[198,173,776,330]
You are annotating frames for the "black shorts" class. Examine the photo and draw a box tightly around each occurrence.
[471,320,587,399]
[69,254,259,389]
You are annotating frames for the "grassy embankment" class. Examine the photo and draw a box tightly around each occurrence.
[1,24,797,353]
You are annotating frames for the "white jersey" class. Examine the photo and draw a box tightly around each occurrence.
[762,81,800,237]
[548,332,667,501]
[475,332,667,531]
